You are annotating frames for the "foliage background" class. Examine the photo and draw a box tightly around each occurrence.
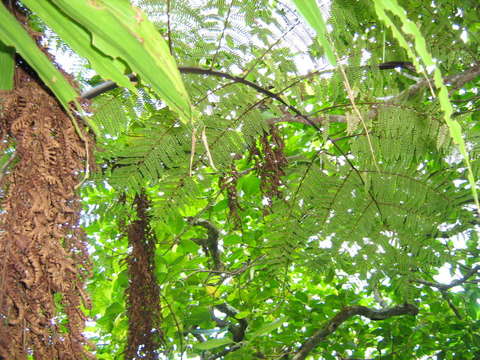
[0,0,479,359]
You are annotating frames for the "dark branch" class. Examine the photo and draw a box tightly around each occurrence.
[267,112,346,125]
[186,217,223,271]
[79,63,479,134]
[440,290,462,319]
[203,303,248,360]
[78,62,421,135]
[445,64,480,92]
[394,64,480,102]
[214,303,248,343]
[377,61,415,72]
[206,343,242,360]
[291,304,418,360]
[413,265,480,291]
[80,62,414,102]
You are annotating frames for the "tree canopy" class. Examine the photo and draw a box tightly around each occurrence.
[0,0,479,359]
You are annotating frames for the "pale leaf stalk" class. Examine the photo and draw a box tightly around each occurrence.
[189,127,197,177]
[337,62,381,173]
[201,126,217,171]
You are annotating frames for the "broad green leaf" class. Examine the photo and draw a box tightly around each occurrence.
[251,318,283,337]
[193,337,233,350]
[294,291,309,304]
[0,40,14,90]
[181,238,201,253]
[239,174,260,196]
[223,233,242,245]
[105,302,123,318]
[325,267,335,283]
[0,3,78,106]
[292,0,337,66]
[188,307,212,324]
[23,0,194,124]
[21,1,132,92]
[235,311,250,319]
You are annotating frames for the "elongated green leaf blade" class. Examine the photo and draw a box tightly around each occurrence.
[374,0,479,213]
[193,337,233,350]
[0,3,78,106]
[29,0,194,124]
[21,0,135,94]
[292,0,336,66]
[0,40,14,90]
[251,318,283,337]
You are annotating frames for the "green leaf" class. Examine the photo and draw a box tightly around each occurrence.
[181,238,201,253]
[373,0,480,213]
[104,301,123,318]
[251,318,283,337]
[467,302,478,320]
[235,311,250,319]
[22,0,195,124]
[292,0,336,66]
[188,307,212,324]
[0,40,14,90]
[325,267,335,283]
[193,337,233,350]
[113,270,129,291]
[0,3,78,106]
[223,234,242,245]
[294,292,308,304]
[239,174,260,196]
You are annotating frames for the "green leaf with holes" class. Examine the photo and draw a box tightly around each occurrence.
[0,3,78,106]
[22,0,195,124]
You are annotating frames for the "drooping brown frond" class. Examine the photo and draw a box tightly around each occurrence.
[218,164,242,228]
[125,191,163,360]
[0,67,94,359]
[251,125,288,207]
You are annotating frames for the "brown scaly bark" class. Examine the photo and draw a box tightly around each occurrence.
[0,65,94,359]
[125,191,163,359]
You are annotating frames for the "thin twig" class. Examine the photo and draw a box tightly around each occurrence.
[209,0,233,69]
[292,304,418,360]
[160,293,184,357]
[440,290,462,319]
[166,0,173,56]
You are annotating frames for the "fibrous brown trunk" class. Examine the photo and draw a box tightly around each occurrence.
[0,66,94,359]
[125,191,163,359]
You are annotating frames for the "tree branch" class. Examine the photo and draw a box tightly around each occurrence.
[267,112,346,125]
[393,64,480,102]
[206,343,243,360]
[214,303,248,343]
[440,290,462,319]
[413,265,479,291]
[186,217,223,271]
[291,304,418,360]
[80,62,414,100]
[445,64,480,92]
[79,63,480,134]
